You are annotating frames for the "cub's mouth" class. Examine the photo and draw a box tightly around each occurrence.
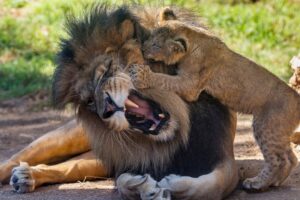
[102,90,170,135]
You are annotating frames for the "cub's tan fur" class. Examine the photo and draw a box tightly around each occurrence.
[130,8,300,191]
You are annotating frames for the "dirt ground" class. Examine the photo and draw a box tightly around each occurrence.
[0,94,300,200]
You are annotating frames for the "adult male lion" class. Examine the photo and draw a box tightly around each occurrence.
[0,6,238,199]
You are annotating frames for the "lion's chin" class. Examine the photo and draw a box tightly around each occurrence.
[102,111,130,132]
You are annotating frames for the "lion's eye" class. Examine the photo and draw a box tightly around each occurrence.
[87,99,96,112]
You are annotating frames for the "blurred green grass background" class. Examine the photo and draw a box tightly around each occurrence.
[0,0,300,100]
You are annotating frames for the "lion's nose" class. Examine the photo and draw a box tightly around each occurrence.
[102,92,124,119]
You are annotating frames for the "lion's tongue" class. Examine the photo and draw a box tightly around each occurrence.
[125,95,160,129]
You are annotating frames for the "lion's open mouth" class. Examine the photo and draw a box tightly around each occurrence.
[102,91,170,135]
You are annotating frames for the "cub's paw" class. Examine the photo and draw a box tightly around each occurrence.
[10,162,35,193]
[243,151,298,191]
[128,64,152,89]
[242,176,269,191]
[122,39,142,51]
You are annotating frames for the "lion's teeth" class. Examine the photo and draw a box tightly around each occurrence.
[159,113,165,119]
[149,124,157,131]
[135,113,144,118]
[125,99,139,108]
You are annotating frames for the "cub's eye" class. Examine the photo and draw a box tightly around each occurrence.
[174,38,187,52]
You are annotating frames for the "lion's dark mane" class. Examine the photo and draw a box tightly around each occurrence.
[53,5,148,109]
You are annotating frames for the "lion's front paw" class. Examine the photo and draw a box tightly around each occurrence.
[158,174,190,192]
[117,173,146,199]
[141,188,171,200]
[10,162,35,193]
[128,64,152,89]
[158,174,199,199]
[117,173,164,200]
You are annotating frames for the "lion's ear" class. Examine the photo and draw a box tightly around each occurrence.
[120,19,135,41]
[159,7,177,21]
[168,38,187,53]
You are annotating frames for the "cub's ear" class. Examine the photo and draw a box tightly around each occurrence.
[168,38,187,53]
[120,19,135,41]
[159,7,177,21]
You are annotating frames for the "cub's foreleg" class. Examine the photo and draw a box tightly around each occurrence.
[0,120,90,184]
[10,151,106,193]
[128,64,200,101]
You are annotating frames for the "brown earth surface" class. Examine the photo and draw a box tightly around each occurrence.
[0,94,300,200]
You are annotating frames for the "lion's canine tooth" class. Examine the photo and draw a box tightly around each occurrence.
[149,124,157,131]
[125,99,139,108]
[159,113,165,119]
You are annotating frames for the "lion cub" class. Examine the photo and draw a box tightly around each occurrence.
[129,8,300,191]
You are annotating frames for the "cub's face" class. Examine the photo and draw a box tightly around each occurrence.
[143,27,187,65]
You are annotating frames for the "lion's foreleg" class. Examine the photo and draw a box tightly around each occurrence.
[117,173,171,200]
[158,160,238,200]
[9,151,107,193]
[0,119,90,184]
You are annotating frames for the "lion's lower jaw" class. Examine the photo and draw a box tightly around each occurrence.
[149,117,178,142]
[103,112,129,132]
